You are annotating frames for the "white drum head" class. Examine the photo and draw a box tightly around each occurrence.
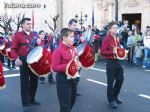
[0,44,5,50]
[27,46,43,64]
[76,43,86,56]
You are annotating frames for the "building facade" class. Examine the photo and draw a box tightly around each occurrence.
[0,0,150,33]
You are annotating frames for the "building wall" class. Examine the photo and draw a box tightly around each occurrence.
[98,0,150,31]
[0,0,150,33]
[62,0,94,28]
[0,0,57,33]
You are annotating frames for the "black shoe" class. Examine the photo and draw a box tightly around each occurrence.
[12,67,16,69]
[7,66,11,69]
[49,81,55,84]
[115,98,123,104]
[30,101,41,106]
[76,93,82,96]
[109,102,117,109]
[22,106,31,112]
[40,81,45,84]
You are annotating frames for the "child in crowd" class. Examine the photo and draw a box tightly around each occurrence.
[134,42,144,65]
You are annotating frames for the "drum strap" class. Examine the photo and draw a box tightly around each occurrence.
[23,32,37,51]
[19,43,29,46]
[69,48,76,59]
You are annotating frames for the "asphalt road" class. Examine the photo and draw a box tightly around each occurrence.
[0,60,150,112]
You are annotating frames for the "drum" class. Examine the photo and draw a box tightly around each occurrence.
[0,61,6,89]
[77,43,95,68]
[27,46,52,76]
[113,47,128,60]
[66,59,78,79]
[6,48,14,60]
[0,44,6,56]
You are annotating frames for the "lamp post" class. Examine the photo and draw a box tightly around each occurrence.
[75,11,88,29]
[115,0,118,22]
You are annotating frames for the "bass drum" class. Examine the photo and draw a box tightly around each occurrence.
[27,46,52,76]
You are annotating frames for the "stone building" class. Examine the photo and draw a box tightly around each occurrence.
[0,0,150,33]
[97,0,150,31]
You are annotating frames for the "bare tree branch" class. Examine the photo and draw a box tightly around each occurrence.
[45,14,59,32]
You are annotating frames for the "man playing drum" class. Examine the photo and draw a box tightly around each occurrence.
[101,21,124,109]
[38,30,55,84]
[52,28,81,112]
[68,19,84,96]
[11,18,41,112]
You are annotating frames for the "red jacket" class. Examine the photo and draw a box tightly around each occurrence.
[5,40,12,49]
[52,42,77,73]
[101,33,120,59]
[11,30,38,60]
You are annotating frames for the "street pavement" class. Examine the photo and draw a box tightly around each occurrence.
[0,60,150,112]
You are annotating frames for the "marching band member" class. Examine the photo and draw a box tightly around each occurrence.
[0,32,5,63]
[101,22,124,109]
[0,60,6,89]
[68,19,84,47]
[52,28,81,112]
[38,30,55,84]
[11,18,41,112]
[5,32,16,69]
[68,19,84,96]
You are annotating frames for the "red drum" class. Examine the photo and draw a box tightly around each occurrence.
[77,43,95,68]
[27,46,52,76]
[6,48,14,60]
[0,44,6,56]
[66,59,78,79]
[113,47,128,60]
[0,61,6,89]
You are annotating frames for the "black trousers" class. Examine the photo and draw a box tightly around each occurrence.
[0,53,4,63]
[39,72,53,82]
[106,59,124,103]
[127,46,134,64]
[19,56,38,107]
[56,73,77,112]
[7,58,15,67]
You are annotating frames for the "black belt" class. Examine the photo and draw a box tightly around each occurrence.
[19,43,29,46]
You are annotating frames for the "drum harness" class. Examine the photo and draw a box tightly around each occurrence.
[22,32,38,52]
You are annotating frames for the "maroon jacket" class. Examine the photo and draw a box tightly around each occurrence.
[52,42,77,73]
[11,30,38,60]
[0,37,5,45]
[100,33,120,59]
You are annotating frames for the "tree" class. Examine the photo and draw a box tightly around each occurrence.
[0,15,12,35]
[45,14,59,32]
[11,13,25,32]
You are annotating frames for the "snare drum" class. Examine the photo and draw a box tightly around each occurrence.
[6,48,14,60]
[0,61,6,89]
[0,44,6,56]
[77,43,95,68]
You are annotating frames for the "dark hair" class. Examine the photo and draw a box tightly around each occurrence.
[60,28,73,40]
[0,32,3,35]
[39,30,44,34]
[146,26,150,28]
[20,17,31,24]
[107,21,117,30]
[88,25,91,28]
[8,32,13,36]
[146,30,150,36]
[68,19,77,25]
